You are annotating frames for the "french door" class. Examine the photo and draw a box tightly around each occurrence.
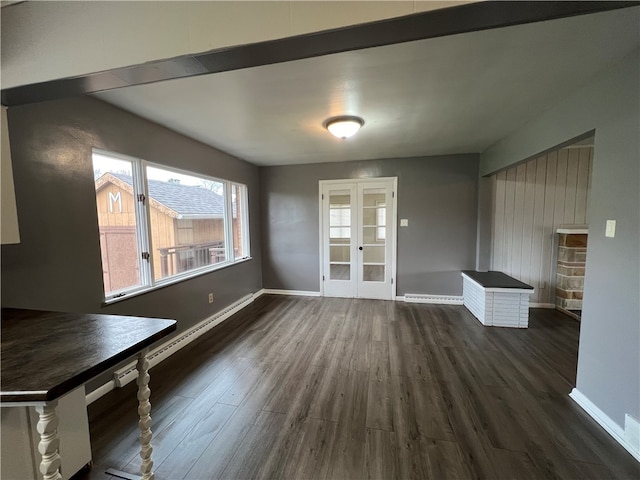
[320,178,397,300]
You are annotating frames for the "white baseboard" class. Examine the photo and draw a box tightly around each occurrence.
[85,292,258,404]
[530,302,556,308]
[403,293,464,305]
[261,289,321,297]
[626,414,640,458]
[569,388,640,461]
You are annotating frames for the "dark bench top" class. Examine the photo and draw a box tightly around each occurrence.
[462,271,533,290]
[1,308,176,403]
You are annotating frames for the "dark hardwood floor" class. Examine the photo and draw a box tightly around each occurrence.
[79,295,638,479]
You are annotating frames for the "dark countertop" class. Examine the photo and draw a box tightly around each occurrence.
[462,271,534,290]
[1,308,176,403]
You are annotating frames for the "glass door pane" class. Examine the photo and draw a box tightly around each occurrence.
[361,187,386,283]
[329,190,351,280]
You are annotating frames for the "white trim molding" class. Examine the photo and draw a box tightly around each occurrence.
[625,414,640,459]
[86,292,259,404]
[530,302,556,308]
[261,289,321,297]
[403,293,464,305]
[570,388,640,462]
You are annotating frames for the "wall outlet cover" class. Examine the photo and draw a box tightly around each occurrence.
[605,219,616,238]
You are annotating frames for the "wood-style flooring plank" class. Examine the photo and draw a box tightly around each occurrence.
[366,337,394,432]
[325,369,369,480]
[218,410,287,480]
[97,394,193,474]
[121,355,248,474]
[263,362,327,416]
[150,402,235,479]
[365,428,400,480]
[258,414,337,479]
[285,418,337,480]
[309,314,344,367]
[181,359,291,479]
[421,437,473,480]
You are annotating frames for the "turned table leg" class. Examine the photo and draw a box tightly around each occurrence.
[35,401,62,480]
[136,349,154,480]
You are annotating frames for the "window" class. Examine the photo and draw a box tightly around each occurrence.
[231,183,249,260]
[329,194,351,240]
[93,150,250,301]
[376,200,386,240]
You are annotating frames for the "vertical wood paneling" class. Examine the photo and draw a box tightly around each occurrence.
[553,149,569,227]
[530,157,547,300]
[490,144,593,305]
[503,168,517,274]
[574,148,591,224]
[520,160,537,286]
[564,149,580,224]
[492,172,506,272]
[540,151,558,304]
[512,164,527,280]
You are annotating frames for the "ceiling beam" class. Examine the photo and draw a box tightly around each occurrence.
[2,1,637,106]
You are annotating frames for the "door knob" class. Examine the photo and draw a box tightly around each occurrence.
[359,246,363,250]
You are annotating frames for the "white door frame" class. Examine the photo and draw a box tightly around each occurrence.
[319,177,398,300]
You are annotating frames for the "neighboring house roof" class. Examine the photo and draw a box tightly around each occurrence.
[96,172,225,219]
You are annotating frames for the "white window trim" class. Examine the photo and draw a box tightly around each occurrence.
[93,149,251,303]
[233,183,251,261]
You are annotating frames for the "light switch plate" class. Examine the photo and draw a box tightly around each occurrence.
[605,219,616,238]
[400,219,409,227]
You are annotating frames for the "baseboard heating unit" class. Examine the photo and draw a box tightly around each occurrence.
[403,293,463,305]
[86,292,258,404]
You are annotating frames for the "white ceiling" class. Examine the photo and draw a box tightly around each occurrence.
[95,7,640,167]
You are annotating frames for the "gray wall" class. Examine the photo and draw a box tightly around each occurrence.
[2,96,262,336]
[475,176,493,271]
[480,50,639,428]
[260,154,479,296]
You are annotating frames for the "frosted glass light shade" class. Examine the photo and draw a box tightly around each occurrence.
[324,116,364,139]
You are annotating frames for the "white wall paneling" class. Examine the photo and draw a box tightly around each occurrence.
[490,144,593,305]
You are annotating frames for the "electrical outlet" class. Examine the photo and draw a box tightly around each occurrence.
[208,293,214,304]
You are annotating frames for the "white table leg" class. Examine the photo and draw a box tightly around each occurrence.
[136,349,154,480]
[35,401,62,480]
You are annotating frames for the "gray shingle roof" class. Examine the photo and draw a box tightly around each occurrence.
[109,173,224,217]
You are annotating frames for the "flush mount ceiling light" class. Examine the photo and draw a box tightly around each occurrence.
[323,115,364,139]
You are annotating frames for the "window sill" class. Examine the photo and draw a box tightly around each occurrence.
[102,256,253,306]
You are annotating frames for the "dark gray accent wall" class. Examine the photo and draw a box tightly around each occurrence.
[1,96,262,335]
[480,50,639,429]
[260,155,479,296]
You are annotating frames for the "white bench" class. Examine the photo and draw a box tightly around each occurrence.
[462,271,534,328]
